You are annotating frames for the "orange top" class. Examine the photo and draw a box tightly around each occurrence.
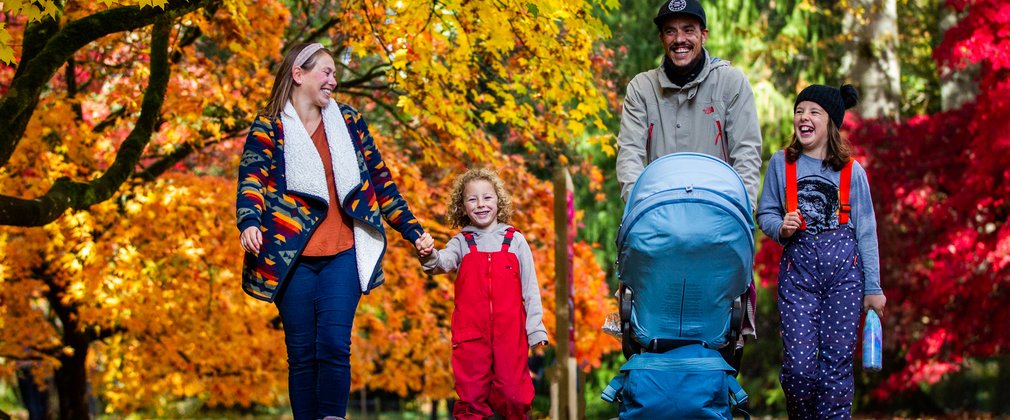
[302,122,355,256]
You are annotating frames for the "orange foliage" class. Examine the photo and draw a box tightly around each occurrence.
[1,0,293,413]
[1,175,290,412]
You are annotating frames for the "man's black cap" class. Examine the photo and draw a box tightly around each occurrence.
[653,0,707,29]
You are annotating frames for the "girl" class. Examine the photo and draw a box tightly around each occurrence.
[419,168,548,420]
[236,42,433,420]
[756,84,887,419]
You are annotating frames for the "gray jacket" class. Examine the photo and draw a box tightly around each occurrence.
[422,223,549,346]
[617,50,763,208]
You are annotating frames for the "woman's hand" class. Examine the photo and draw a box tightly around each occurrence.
[863,294,887,318]
[530,341,549,352]
[415,232,434,258]
[779,211,803,239]
[240,226,263,255]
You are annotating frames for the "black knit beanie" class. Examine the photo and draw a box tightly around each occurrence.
[795,84,859,127]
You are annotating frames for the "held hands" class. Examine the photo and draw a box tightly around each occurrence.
[415,232,435,258]
[530,340,549,351]
[780,211,803,239]
[863,294,887,318]
[240,226,263,255]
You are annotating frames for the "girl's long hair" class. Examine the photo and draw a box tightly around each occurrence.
[262,43,333,118]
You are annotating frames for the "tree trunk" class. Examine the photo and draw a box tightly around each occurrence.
[54,330,91,419]
[995,356,1010,414]
[938,5,978,111]
[842,0,901,121]
[44,268,94,419]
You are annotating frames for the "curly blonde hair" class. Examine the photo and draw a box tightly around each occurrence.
[446,168,513,229]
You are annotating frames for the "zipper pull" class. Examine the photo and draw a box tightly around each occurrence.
[646,123,654,163]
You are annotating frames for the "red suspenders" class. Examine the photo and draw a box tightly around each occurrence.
[785,158,854,230]
[785,158,805,231]
[461,227,516,252]
[838,160,853,225]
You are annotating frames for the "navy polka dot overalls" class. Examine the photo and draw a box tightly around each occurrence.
[779,223,863,419]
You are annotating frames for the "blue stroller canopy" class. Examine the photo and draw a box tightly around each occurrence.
[618,153,754,350]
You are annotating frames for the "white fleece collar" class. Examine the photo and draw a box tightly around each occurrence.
[281,99,360,205]
[282,99,382,293]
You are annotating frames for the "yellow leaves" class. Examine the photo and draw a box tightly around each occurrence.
[0,24,13,64]
[219,0,252,38]
[585,133,616,157]
[396,95,419,117]
[3,1,175,64]
[480,110,499,124]
[1,0,57,22]
[390,48,409,71]
[137,0,169,9]
[355,0,612,164]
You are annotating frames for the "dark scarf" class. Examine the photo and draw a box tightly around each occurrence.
[663,53,706,87]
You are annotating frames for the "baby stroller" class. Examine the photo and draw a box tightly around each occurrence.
[602,153,752,419]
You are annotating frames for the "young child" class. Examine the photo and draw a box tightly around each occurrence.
[419,168,548,420]
[757,84,887,419]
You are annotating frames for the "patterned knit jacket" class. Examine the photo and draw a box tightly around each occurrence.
[236,100,425,302]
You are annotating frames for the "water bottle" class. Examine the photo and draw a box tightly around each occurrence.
[862,309,882,372]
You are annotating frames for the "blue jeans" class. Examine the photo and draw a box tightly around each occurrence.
[276,248,361,419]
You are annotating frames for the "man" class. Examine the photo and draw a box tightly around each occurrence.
[616,0,762,208]
[615,0,762,369]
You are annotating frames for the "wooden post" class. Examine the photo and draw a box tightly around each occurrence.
[360,387,367,418]
[549,167,581,420]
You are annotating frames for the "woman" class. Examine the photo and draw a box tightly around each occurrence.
[236,42,434,420]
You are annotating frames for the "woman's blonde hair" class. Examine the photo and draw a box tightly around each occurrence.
[446,168,513,229]
[262,43,332,118]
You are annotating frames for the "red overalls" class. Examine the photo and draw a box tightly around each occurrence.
[451,227,534,420]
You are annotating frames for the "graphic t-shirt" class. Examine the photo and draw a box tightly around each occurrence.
[756,151,882,294]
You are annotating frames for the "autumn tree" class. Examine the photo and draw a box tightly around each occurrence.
[1,0,619,416]
[1,1,274,416]
[850,0,1010,401]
